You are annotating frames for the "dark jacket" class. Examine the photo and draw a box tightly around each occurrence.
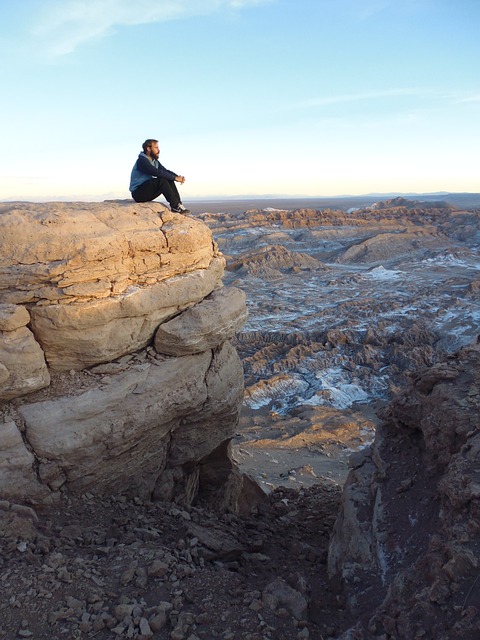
[129,152,178,192]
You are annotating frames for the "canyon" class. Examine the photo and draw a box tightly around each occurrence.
[198,199,480,491]
[1,195,479,639]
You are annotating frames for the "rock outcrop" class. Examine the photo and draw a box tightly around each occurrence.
[154,286,248,356]
[327,341,480,639]
[227,244,326,277]
[335,229,449,265]
[0,201,248,505]
[0,304,50,400]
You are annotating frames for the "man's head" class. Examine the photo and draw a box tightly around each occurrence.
[142,139,159,160]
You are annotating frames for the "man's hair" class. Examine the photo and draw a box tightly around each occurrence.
[142,139,158,152]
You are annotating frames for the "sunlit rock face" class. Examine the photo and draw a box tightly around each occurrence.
[0,304,50,400]
[0,201,223,371]
[0,202,247,505]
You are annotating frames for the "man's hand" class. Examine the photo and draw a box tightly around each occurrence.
[175,175,186,184]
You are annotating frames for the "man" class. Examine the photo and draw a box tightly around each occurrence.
[129,139,190,214]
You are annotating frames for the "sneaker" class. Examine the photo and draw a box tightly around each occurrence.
[171,203,191,215]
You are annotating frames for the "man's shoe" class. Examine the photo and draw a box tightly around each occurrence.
[171,204,191,215]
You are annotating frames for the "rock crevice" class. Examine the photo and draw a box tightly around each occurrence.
[328,342,480,639]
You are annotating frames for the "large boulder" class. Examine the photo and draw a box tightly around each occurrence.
[0,303,50,400]
[17,342,243,500]
[154,286,248,356]
[0,202,225,371]
[0,421,42,499]
[29,257,225,370]
[0,201,215,304]
[0,202,248,506]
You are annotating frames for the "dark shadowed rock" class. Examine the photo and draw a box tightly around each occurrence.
[328,342,480,639]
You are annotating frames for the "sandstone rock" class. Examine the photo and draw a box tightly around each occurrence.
[19,342,242,498]
[154,286,248,355]
[29,256,225,370]
[0,202,226,371]
[0,201,247,504]
[0,325,50,400]
[20,354,209,494]
[153,342,245,503]
[166,342,244,467]
[0,421,46,500]
[0,202,215,305]
[0,304,30,331]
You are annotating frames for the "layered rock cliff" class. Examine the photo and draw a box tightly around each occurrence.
[0,201,248,505]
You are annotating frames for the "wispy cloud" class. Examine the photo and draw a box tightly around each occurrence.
[327,0,433,20]
[453,94,480,104]
[31,0,274,56]
[287,88,428,110]
[285,88,480,112]
[355,1,393,19]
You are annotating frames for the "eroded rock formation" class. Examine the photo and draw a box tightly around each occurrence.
[327,341,480,639]
[0,201,248,505]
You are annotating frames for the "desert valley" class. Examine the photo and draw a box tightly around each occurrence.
[0,194,479,640]
[198,196,480,487]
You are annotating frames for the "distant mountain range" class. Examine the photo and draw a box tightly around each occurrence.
[186,192,480,214]
[3,192,480,213]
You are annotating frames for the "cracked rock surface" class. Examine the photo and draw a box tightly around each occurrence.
[0,202,248,504]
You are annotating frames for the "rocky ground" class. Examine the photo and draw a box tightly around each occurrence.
[0,482,347,640]
[232,402,378,489]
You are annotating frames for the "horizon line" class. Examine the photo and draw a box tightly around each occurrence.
[2,190,479,204]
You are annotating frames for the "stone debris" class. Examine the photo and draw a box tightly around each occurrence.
[0,483,342,639]
[262,577,308,620]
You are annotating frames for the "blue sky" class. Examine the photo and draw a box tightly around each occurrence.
[0,0,479,201]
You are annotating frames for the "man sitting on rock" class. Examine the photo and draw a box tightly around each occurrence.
[129,139,190,214]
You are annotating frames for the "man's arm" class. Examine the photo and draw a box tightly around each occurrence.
[136,155,177,181]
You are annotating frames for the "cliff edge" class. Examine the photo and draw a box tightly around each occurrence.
[327,341,480,639]
[0,201,249,506]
